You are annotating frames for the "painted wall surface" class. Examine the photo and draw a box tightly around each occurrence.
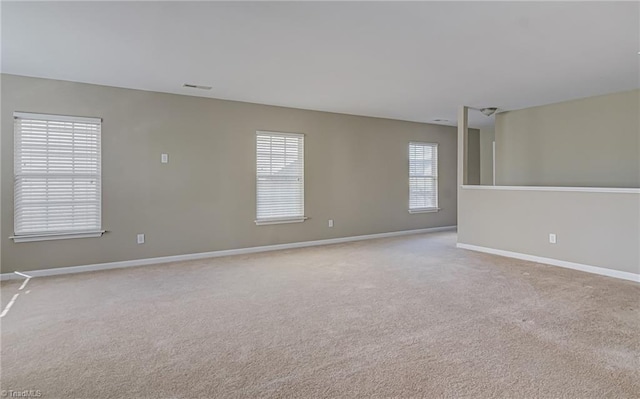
[459,90,640,277]
[1,74,478,272]
[467,129,480,185]
[458,188,640,275]
[480,128,494,185]
[495,90,640,187]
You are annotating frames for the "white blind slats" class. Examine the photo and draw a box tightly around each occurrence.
[14,113,102,236]
[409,142,438,210]
[256,132,304,222]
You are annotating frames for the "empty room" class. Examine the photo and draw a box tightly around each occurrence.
[1,1,638,398]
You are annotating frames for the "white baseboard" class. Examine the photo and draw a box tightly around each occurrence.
[0,226,456,281]
[456,243,640,283]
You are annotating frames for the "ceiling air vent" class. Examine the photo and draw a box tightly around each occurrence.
[183,83,212,90]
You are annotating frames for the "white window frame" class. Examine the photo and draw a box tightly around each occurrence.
[255,131,306,225]
[11,112,104,242]
[408,141,440,214]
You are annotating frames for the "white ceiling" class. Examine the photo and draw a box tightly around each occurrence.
[2,1,639,128]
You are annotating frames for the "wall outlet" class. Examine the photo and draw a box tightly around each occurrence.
[549,233,557,244]
[137,234,145,244]
[328,219,334,228]
[161,153,169,163]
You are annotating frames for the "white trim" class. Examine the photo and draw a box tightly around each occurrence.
[14,111,101,124]
[409,141,439,147]
[255,130,305,223]
[456,243,639,283]
[10,230,105,243]
[408,208,440,214]
[0,226,456,281]
[13,114,102,238]
[408,141,439,211]
[460,185,640,194]
[255,217,307,225]
[256,130,305,138]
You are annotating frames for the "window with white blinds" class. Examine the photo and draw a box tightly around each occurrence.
[409,142,439,212]
[256,131,305,225]
[13,112,103,242]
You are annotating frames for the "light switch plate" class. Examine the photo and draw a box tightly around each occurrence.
[161,153,168,163]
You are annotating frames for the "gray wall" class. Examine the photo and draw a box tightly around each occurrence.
[459,89,640,276]
[1,74,478,272]
[495,89,640,187]
[479,128,494,185]
[458,187,639,275]
[467,129,480,185]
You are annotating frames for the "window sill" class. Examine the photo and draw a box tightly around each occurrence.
[10,230,105,243]
[408,208,440,214]
[255,217,308,226]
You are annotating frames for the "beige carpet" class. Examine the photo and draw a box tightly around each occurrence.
[1,231,639,398]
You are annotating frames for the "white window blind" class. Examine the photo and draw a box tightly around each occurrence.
[13,112,102,241]
[256,131,305,224]
[409,142,438,212]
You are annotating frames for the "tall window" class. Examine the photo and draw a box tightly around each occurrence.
[256,131,305,225]
[13,112,102,242]
[409,142,438,212]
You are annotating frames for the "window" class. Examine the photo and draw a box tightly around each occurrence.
[409,142,438,213]
[13,112,103,242]
[256,131,305,225]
